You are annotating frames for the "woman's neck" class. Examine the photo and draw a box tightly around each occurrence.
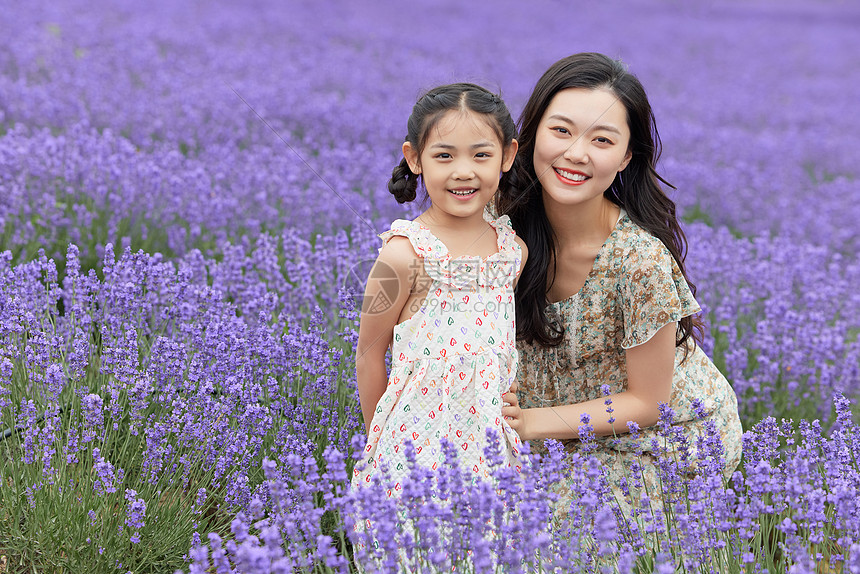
[544,195,620,250]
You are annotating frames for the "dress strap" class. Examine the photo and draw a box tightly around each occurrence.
[484,212,523,270]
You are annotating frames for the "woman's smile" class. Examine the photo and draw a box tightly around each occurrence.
[553,167,590,184]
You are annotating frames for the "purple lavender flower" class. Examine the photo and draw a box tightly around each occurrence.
[91,447,123,496]
[124,489,147,543]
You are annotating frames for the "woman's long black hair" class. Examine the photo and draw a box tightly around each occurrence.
[498,52,704,351]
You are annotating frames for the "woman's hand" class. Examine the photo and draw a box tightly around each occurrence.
[502,380,525,437]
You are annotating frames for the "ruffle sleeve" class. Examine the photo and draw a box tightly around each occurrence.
[485,212,523,282]
[379,219,437,258]
[619,237,700,349]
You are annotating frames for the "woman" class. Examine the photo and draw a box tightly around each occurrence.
[498,53,742,520]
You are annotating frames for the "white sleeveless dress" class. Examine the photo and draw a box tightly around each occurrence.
[352,211,524,493]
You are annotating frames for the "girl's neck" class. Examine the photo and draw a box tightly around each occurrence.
[416,205,487,233]
[416,205,497,259]
[544,195,620,249]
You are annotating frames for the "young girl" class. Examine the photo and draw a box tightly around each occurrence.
[497,53,743,515]
[353,83,526,491]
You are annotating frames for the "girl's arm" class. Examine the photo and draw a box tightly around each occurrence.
[504,322,676,441]
[355,237,418,434]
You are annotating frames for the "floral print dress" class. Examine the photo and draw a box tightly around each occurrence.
[518,212,743,515]
[352,211,524,494]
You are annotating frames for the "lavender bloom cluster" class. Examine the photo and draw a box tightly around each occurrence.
[687,223,860,423]
[0,244,360,569]
[184,401,860,572]
[2,0,860,571]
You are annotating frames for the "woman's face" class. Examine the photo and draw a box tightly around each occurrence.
[532,87,632,209]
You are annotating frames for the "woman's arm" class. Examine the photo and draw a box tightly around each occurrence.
[355,237,417,434]
[504,322,676,441]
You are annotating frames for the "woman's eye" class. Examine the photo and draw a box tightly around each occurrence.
[435,153,451,159]
[595,137,612,144]
[475,152,491,158]
[552,127,570,135]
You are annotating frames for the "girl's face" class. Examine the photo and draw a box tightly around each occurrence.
[403,109,517,223]
[533,87,632,210]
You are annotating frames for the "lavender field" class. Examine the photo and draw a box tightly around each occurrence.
[1,0,859,572]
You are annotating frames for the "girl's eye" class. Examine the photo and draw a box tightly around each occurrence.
[475,152,491,158]
[435,153,452,159]
[552,127,570,135]
[595,136,613,144]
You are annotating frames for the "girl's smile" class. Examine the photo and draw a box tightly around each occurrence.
[449,186,479,197]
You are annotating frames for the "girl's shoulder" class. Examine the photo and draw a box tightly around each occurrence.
[484,211,527,277]
[379,218,420,243]
[485,210,521,248]
[374,220,424,278]
[378,219,443,260]
[375,232,420,279]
